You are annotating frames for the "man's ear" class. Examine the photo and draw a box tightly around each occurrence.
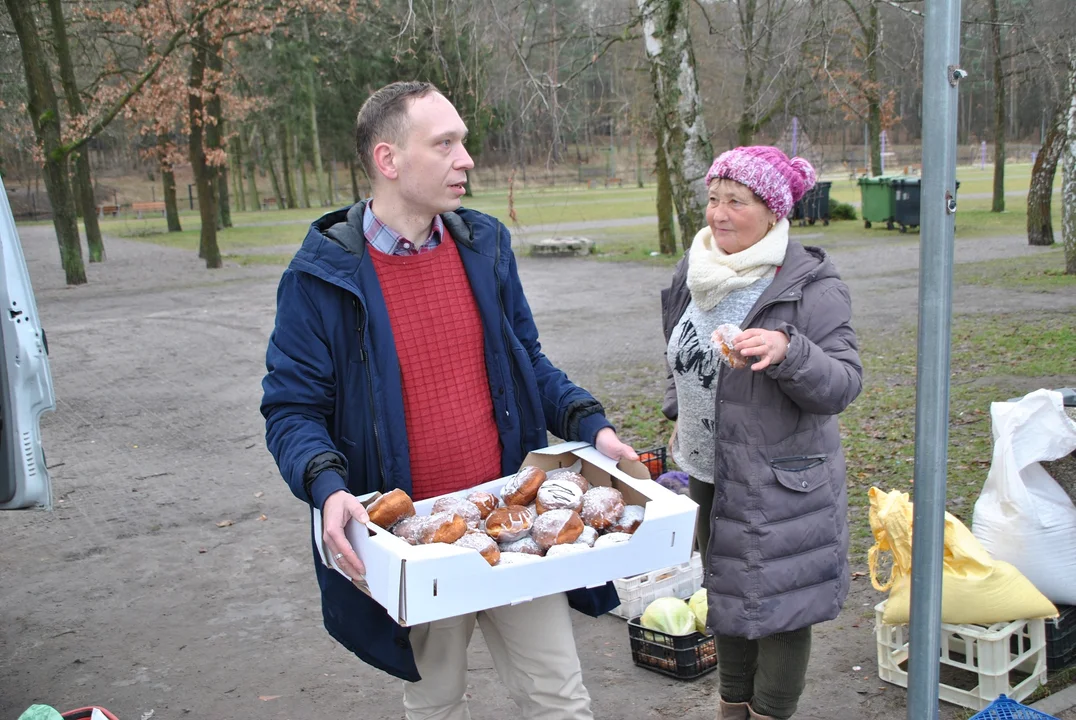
[372,141,398,180]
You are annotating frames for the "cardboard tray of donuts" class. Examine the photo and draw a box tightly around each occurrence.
[313,441,698,626]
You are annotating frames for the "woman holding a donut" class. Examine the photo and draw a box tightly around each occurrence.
[659,147,863,720]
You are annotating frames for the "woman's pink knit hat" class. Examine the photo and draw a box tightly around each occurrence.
[704,146,817,220]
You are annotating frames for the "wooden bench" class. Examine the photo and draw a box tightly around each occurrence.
[131,201,166,219]
[97,204,120,218]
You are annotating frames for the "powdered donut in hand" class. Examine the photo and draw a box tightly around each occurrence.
[484,505,534,543]
[499,535,543,556]
[501,466,546,506]
[466,490,500,520]
[531,509,584,551]
[367,488,415,529]
[711,323,750,369]
[453,532,501,566]
[580,486,625,531]
[610,505,645,534]
[546,468,589,494]
[535,478,584,514]
[432,496,482,525]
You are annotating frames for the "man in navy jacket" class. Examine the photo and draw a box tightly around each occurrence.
[261,81,637,719]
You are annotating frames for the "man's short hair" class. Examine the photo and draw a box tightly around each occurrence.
[354,81,441,178]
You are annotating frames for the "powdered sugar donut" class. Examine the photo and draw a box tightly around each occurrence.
[498,551,542,565]
[610,505,645,534]
[531,509,584,551]
[535,478,583,514]
[501,466,546,506]
[391,515,428,545]
[711,323,750,369]
[432,496,482,525]
[484,505,534,543]
[420,511,468,544]
[499,535,543,556]
[593,531,632,548]
[546,543,591,557]
[545,468,589,494]
[580,486,625,531]
[466,490,500,519]
[453,532,501,566]
[574,526,599,547]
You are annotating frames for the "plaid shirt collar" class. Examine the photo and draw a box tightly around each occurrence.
[363,201,444,256]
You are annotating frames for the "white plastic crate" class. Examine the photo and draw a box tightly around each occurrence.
[609,552,703,620]
[875,600,1048,711]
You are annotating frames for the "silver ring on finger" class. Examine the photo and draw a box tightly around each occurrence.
[334,552,344,560]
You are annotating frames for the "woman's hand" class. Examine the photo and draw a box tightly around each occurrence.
[733,328,790,371]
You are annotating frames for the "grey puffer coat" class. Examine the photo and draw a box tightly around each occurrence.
[660,241,863,639]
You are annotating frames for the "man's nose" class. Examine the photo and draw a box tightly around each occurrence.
[456,146,475,170]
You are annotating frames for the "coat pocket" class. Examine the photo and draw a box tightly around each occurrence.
[769,454,831,493]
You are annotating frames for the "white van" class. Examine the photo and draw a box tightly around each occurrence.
[0,176,56,509]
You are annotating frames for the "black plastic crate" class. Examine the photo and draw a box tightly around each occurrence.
[637,446,667,480]
[1046,604,1076,671]
[628,616,717,680]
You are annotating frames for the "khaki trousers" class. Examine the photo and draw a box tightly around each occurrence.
[402,593,593,720]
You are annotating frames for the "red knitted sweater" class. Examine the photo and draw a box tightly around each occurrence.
[369,237,502,500]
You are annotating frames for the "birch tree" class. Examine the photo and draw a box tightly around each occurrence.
[638,0,713,249]
[1063,51,1076,275]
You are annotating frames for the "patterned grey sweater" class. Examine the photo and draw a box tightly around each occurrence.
[666,278,772,482]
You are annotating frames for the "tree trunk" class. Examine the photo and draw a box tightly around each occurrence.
[243,127,260,212]
[297,132,311,209]
[46,0,105,264]
[1028,108,1064,247]
[655,121,677,255]
[1064,54,1076,275]
[188,21,221,269]
[989,0,1005,212]
[206,48,231,230]
[301,15,328,206]
[280,122,297,209]
[159,133,182,232]
[5,0,85,285]
[737,0,758,147]
[231,135,246,213]
[866,2,883,177]
[639,0,713,249]
[261,123,285,209]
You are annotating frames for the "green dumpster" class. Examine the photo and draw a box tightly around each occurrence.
[857,175,902,230]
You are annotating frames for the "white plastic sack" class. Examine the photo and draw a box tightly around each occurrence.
[972,389,1076,605]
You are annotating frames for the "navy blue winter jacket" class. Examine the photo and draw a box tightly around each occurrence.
[261,202,619,681]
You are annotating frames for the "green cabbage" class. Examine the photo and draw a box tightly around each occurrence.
[688,589,708,634]
[640,596,696,636]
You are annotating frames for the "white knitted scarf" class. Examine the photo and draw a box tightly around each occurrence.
[686,218,789,311]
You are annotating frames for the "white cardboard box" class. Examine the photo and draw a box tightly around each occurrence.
[313,441,698,626]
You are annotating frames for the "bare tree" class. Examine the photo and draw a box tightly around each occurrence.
[1063,50,1076,275]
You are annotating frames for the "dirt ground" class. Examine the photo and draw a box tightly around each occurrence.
[1,219,1074,720]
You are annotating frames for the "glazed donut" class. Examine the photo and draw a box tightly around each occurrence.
[432,496,482,525]
[499,535,543,556]
[484,505,534,543]
[545,468,589,494]
[711,323,750,370]
[465,490,500,519]
[593,531,632,548]
[610,505,645,534]
[580,486,625,531]
[535,478,584,514]
[531,509,584,551]
[420,511,468,544]
[453,532,501,566]
[367,488,415,529]
[501,466,546,506]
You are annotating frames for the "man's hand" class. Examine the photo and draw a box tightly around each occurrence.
[733,328,790,371]
[595,427,639,462]
[321,490,369,578]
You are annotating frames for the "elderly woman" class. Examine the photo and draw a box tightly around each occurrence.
[660,147,863,720]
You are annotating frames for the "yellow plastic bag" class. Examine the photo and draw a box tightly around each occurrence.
[868,486,1057,625]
